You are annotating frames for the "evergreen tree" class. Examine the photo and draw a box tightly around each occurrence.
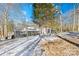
[33,3,59,31]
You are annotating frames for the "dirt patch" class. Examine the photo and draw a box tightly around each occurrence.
[40,38,79,56]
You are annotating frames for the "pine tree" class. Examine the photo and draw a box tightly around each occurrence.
[33,3,59,31]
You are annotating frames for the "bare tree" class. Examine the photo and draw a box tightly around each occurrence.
[0,3,27,39]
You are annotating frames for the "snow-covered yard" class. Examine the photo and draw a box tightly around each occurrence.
[0,35,41,56]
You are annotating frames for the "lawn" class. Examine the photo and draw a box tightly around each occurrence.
[40,38,79,56]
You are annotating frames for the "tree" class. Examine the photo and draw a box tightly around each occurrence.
[7,20,14,33]
[0,3,26,38]
[33,3,59,31]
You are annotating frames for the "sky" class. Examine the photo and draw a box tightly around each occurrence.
[0,3,33,23]
[60,3,74,13]
[17,3,33,22]
[20,3,33,21]
[20,3,75,22]
[0,3,75,23]
[55,3,75,24]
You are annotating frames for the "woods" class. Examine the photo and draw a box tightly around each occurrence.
[0,3,79,39]
[0,4,27,39]
[33,3,59,32]
[33,3,79,32]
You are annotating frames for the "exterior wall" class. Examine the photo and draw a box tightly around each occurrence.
[41,27,52,35]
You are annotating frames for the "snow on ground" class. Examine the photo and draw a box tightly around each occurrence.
[0,35,39,56]
[41,34,60,42]
[2,36,39,56]
[32,34,61,56]
[0,34,62,56]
